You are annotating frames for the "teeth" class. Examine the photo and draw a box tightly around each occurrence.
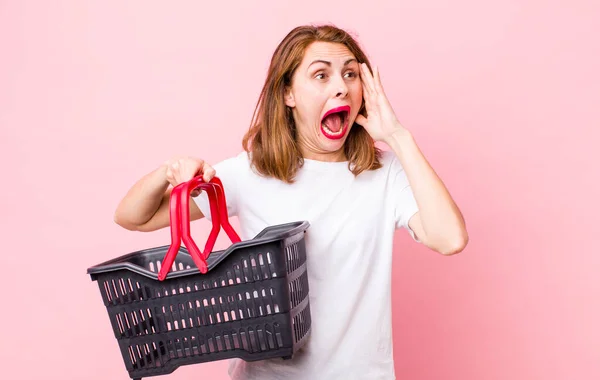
[322,124,345,136]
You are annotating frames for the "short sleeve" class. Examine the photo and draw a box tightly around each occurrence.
[389,153,420,242]
[192,152,245,221]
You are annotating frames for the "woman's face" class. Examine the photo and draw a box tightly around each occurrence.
[285,41,363,161]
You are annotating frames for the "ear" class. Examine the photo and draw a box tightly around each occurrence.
[284,87,296,108]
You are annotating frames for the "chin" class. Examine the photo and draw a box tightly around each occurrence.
[319,127,351,156]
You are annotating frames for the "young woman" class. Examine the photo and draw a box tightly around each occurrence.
[114,24,468,380]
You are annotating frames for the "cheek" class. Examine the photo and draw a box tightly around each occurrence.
[298,97,318,115]
[298,89,327,121]
[351,81,363,99]
[351,83,364,111]
[294,97,322,126]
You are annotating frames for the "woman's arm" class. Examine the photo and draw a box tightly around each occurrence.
[356,63,468,255]
[386,129,468,255]
[114,157,215,232]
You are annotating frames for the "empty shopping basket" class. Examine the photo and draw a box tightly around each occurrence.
[87,176,311,379]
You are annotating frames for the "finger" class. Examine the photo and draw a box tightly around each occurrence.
[191,188,202,197]
[168,160,183,184]
[362,82,372,109]
[373,66,384,94]
[165,167,175,185]
[202,163,216,182]
[359,64,371,95]
[195,159,205,175]
[184,159,203,182]
[355,114,368,127]
[360,63,376,94]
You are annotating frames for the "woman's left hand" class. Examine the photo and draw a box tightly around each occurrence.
[355,63,407,143]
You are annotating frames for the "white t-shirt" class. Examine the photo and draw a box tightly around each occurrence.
[193,149,420,380]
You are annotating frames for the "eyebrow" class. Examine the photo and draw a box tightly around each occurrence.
[308,58,358,67]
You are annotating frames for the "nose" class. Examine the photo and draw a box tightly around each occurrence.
[334,76,349,98]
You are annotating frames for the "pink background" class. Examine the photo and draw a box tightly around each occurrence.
[1,1,598,379]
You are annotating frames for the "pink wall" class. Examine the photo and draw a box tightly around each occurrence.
[1,1,598,379]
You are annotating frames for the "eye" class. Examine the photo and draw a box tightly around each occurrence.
[315,72,327,80]
[344,71,357,79]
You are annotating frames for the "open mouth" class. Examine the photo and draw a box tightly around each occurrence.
[320,105,351,140]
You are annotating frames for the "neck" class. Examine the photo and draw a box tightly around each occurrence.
[299,145,347,162]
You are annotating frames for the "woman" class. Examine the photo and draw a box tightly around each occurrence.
[114,24,468,380]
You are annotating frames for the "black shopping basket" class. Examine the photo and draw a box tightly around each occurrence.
[87,176,312,379]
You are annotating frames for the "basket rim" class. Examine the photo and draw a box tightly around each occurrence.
[86,220,309,280]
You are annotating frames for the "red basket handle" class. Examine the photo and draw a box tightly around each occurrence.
[158,181,219,280]
[158,176,241,281]
[180,176,241,257]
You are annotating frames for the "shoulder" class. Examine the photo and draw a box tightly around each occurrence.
[217,150,250,164]
[379,149,396,165]
[195,152,250,216]
[363,149,409,190]
[213,151,251,172]
[379,149,406,174]
[369,149,403,178]
[209,152,250,192]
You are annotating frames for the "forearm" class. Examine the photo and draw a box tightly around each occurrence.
[385,128,467,249]
[114,164,170,229]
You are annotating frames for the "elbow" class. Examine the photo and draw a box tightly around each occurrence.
[439,230,469,256]
[113,211,139,231]
[428,228,468,256]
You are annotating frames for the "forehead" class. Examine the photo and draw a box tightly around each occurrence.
[300,41,356,65]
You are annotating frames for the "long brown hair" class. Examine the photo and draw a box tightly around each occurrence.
[242,24,382,183]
